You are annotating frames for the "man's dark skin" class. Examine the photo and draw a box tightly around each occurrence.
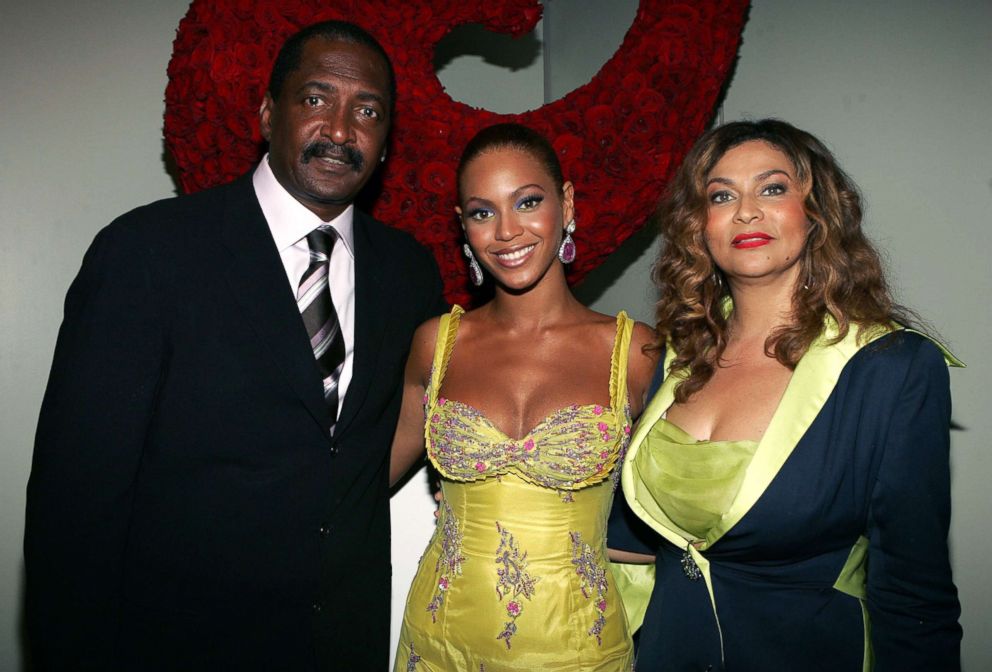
[25,23,446,672]
[261,37,391,221]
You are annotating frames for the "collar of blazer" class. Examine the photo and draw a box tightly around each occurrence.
[333,210,389,440]
[216,175,391,439]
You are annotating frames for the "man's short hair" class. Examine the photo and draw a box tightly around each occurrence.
[267,20,396,109]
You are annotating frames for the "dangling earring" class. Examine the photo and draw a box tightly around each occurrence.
[463,244,483,286]
[558,218,577,264]
[712,272,723,289]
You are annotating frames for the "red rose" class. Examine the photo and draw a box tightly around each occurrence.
[553,134,584,163]
[584,104,617,151]
[194,122,215,149]
[418,193,440,219]
[621,109,659,153]
[420,162,457,196]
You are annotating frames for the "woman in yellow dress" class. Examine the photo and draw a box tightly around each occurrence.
[390,123,657,671]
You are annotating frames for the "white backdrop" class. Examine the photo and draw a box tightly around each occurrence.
[2,1,989,670]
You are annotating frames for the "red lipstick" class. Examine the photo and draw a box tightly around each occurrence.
[732,232,773,249]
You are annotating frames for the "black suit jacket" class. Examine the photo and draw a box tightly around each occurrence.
[25,174,445,671]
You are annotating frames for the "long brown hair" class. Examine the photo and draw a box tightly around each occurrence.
[654,119,915,402]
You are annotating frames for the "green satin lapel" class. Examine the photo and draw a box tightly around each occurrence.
[622,345,694,547]
[709,322,879,544]
[906,328,964,367]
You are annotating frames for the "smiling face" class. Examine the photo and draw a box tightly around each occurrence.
[259,37,391,221]
[704,140,809,290]
[456,147,574,292]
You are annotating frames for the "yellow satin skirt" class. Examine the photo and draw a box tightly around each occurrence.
[394,474,633,671]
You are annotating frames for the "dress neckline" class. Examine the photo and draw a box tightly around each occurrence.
[653,416,758,447]
[437,398,616,443]
[430,306,630,442]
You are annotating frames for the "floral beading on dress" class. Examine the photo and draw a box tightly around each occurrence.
[406,643,422,671]
[610,411,633,490]
[570,531,611,645]
[426,500,465,622]
[494,522,540,649]
[428,400,620,488]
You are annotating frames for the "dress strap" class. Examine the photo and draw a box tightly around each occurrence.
[609,311,634,419]
[427,305,464,406]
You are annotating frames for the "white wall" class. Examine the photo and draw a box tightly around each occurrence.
[2,1,989,670]
[2,3,192,669]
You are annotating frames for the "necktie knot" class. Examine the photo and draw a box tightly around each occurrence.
[306,226,337,260]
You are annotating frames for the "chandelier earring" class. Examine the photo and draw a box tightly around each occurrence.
[558,218,577,264]
[463,244,484,287]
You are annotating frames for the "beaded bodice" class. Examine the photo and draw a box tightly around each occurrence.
[424,306,634,490]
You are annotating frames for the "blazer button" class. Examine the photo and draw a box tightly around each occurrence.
[319,524,331,537]
[312,601,323,614]
[328,443,339,455]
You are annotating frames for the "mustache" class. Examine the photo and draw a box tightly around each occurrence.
[301,141,365,172]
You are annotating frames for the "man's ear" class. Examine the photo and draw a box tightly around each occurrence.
[259,92,274,142]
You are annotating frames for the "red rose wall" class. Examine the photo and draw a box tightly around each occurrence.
[164,0,749,306]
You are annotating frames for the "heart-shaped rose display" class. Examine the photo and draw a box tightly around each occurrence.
[165,0,748,306]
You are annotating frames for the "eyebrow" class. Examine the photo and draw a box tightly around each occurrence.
[707,169,792,187]
[511,183,546,198]
[461,195,494,209]
[463,183,547,206]
[355,90,387,107]
[298,81,334,95]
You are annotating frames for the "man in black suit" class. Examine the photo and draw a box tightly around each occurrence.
[25,21,444,671]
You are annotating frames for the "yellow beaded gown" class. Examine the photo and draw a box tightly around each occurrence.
[394,307,635,672]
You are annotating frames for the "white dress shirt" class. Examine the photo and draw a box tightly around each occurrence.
[253,154,355,418]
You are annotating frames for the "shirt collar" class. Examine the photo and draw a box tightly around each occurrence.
[252,153,355,258]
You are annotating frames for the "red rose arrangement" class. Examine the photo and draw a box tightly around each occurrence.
[165,0,748,306]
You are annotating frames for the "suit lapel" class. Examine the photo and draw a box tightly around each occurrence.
[334,211,388,438]
[218,176,329,431]
[711,323,919,544]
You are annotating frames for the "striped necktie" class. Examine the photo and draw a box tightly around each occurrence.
[298,226,346,427]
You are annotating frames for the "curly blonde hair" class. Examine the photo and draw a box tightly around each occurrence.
[654,119,913,402]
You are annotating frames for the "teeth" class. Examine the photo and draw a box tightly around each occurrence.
[495,245,535,261]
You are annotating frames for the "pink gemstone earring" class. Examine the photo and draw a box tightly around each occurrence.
[558,219,576,264]
[463,244,484,286]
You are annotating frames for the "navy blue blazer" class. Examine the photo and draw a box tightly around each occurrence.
[611,330,962,671]
[25,173,445,671]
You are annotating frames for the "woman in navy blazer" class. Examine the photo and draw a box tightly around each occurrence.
[610,119,962,671]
